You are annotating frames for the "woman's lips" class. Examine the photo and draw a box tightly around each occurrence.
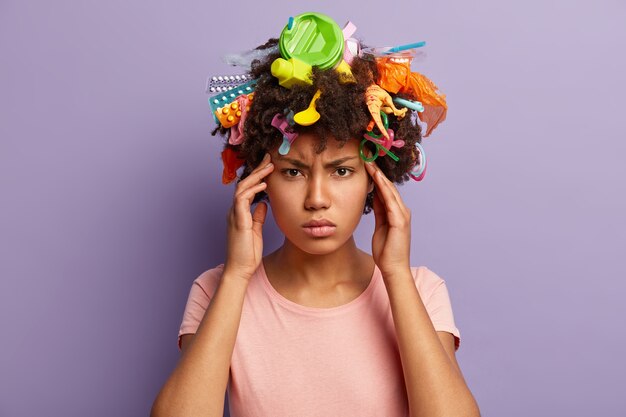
[302,225,337,237]
[302,219,336,237]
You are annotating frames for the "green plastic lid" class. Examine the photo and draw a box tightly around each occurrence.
[278,12,344,70]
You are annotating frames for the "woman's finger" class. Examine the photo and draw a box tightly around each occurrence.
[365,162,391,209]
[372,189,387,230]
[366,163,410,228]
[235,165,273,197]
[235,154,273,195]
[235,181,267,208]
[235,163,273,198]
[251,201,268,235]
[365,162,408,216]
[233,181,268,225]
[367,164,399,212]
[371,163,406,210]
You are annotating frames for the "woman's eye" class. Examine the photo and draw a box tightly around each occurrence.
[335,167,353,177]
[284,169,301,177]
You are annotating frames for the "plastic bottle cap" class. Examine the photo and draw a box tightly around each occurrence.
[278,12,344,70]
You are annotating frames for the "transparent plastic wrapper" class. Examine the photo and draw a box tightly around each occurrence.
[222,45,280,69]
[360,45,427,63]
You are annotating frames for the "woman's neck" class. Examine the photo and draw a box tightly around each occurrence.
[265,237,373,289]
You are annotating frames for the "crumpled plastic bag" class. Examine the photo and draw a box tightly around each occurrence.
[221,147,245,184]
[376,57,447,137]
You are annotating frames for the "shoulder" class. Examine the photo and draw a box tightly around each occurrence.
[191,264,226,299]
[410,266,461,350]
[410,265,446,299]
[178,264,227,351]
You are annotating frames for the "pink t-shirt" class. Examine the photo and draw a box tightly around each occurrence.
[178,262,461,417]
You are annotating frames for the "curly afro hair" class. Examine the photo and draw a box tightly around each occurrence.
[212,38,423,214]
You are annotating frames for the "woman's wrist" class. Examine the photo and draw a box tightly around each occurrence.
[379,266,413,285]
[222,265,255,286]
[378,265,413,279]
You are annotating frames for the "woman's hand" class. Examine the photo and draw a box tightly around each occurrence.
[364,161,412,279]
[223,153,274,281]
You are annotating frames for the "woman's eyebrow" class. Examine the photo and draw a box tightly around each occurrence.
[275,155,358,169]
[323,156,358,168]
[275,156,309,168]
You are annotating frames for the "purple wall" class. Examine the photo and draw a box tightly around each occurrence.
[1,1,625,416]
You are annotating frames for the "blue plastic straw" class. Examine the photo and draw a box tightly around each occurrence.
[385,41,426,54]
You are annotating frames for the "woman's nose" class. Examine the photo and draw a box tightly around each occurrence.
[304,176,330,210]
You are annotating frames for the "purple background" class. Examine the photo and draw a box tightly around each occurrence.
[1,1,625,416]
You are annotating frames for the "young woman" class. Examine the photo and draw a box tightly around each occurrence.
[152,13,480,417]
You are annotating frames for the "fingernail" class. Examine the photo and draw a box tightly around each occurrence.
[263,153,270,161]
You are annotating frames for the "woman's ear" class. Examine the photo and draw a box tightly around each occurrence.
[367,178,374,194]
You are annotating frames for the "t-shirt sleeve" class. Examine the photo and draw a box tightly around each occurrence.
[413,266,461,351]
[177,264,225,350]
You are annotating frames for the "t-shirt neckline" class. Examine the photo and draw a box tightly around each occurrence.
[258,259,381,316]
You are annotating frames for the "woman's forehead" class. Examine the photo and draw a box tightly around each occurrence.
[274,133,360,162]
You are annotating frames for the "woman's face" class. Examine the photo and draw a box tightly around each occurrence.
[264,133,373,255]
